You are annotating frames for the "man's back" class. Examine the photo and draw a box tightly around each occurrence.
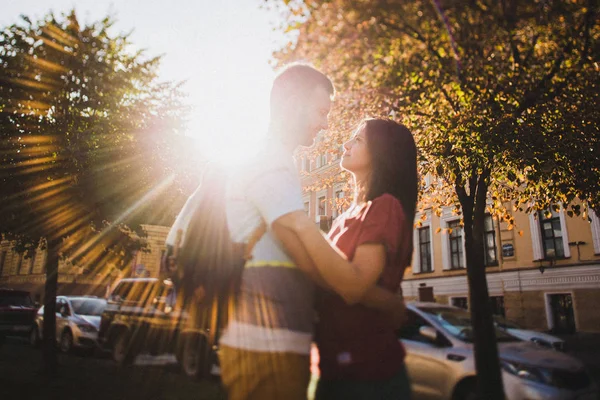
[221,142,315,355]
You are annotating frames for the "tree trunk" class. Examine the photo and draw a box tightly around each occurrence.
[42,238,60,375]
[458,173,505,400]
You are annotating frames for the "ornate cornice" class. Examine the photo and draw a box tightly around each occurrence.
[402,264,600,297]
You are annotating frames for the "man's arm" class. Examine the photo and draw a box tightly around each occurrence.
[271,217,330,288]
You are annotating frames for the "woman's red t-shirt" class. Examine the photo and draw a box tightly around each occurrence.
[315,193,410,381]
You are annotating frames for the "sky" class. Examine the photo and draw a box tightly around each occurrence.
[2,0,287,164]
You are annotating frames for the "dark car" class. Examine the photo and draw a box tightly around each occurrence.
[0,288,38,343]
[98,278,217,380]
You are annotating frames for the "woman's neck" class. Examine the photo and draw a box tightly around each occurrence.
[352,172,369,205]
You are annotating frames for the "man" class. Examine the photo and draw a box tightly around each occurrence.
[219,64,333,400]
[220,64,405,399]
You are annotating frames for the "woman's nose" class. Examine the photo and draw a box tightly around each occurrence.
[343,139,352,151]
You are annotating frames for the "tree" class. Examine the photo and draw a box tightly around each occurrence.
[0,11,194,373]
[270,0,599,398]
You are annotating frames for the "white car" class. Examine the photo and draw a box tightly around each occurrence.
[31,296,107,353]
[493,316,566,351]
[400,303,597,400]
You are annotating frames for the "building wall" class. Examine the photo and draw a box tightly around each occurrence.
[0,225,169,297]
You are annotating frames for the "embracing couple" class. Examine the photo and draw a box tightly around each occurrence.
[219,64,418,400]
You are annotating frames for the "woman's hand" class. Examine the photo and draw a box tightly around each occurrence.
[388,297,408,330]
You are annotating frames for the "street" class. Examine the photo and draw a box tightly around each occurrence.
[0,337,225,400]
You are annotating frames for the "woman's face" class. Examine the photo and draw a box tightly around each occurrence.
[341,124,372,175]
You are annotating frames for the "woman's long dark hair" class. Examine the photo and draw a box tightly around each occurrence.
[363,118,418,262]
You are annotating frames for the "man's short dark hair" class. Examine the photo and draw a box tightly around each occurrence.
[270,63,334,111]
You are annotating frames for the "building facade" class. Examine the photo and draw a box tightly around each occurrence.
[0,224,170,299]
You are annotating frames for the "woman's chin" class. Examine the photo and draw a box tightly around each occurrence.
[340,158,353,172]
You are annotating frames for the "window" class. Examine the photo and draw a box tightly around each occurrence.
[335,144,344,159]
[332,190,344,218]
[591,211,600,254]
[529,207,570,261]
[451,297,468,310]
[418,227,433,273]
[304,201,310,214]
[28,251,36,274]
[0,251,6,276]
[540,209,565,259]
[315,153,327,169]
[448,220,465,269]
[484,214,498,266]
[302,157,309,172]
[16,254,24,274]
[397,310,449,347]
[317,196,326,216]
[489,296,505,317]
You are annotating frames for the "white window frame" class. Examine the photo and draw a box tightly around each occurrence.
[412,210,434,274]
[315,189,327,223]
[302,194,311,217]
[529,206,571,260]
[440,207,466,270]
[591,210,600,255]
[332,183,345,219]
[315,153,327,169]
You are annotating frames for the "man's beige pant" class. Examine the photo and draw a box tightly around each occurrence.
[219,344,310,400]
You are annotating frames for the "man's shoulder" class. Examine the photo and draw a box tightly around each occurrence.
[234,148,294,183]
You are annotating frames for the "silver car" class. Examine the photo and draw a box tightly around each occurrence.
[31,296,107,353]
[493,315,566,351]
[401,303,598,400]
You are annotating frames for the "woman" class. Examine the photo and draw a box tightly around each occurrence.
[286,118,418,399]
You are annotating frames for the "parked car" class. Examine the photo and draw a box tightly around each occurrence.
[399,302,597,400]
[98,278,218,380]
[31,296,107,353]
[493,315,566,351]
[0,288,38,344]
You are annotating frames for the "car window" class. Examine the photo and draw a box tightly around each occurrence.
[0,293,33,307]
[58,299,70,316]
[70,299,107,316]
[397,310,444,345]
[419,306,519,343]
[110,281,158,306]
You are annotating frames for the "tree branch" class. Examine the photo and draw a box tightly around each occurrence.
[500,0,521,65]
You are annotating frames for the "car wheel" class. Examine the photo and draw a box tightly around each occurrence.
[112,330,137,366]
[60,330,74,353]
[179,333,211,380]
[30,326,40,348]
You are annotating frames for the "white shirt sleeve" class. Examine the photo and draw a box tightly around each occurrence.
[246,167,304,226]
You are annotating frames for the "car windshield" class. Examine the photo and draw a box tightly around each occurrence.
[419,306,519,343]
[0,293,33,307]
[70,299,107,316]
[109,281,157,305]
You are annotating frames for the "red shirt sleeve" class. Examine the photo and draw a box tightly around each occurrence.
[355,193,406,257]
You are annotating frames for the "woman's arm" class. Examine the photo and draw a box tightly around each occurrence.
[282,211,388,304]
[275,211,406,325]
